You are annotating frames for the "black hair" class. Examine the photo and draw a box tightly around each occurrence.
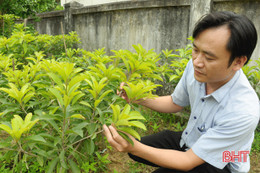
[192,11,258,66]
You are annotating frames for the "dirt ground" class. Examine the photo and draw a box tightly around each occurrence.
[107,149,156,173]
[250,153,260,173]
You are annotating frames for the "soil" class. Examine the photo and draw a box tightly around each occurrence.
[107,148,156,173]
[250,153,260,173]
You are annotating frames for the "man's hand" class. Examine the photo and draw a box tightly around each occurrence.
[103,124,204,171]
[103,124,137,153]
[117,82,130,103]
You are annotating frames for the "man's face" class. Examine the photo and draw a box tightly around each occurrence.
[192,26,238,91]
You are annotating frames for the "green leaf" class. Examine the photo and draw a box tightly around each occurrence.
[127,111,146,120]
[72,93,84,105]
[111,104,120,122]
[68,75,85,90]
[80,101,92,108]
[121,104,131,117]
[70,114,85,120]
[22,92,34,104]
[68,82,81,96]
[46,157,59,173]
[47,72,63,86]
[24,112,32,123]
[45,120,60,133]
[0,124,13,137]
[85,139,95,155]
[118,131,134,146]
[68,159,81,173]
[122,86,132,100]
[129,121,146,130]
[87,123,98,135]
[115,119,129,127]
[98,89,112,100]
[0,141,11,149]
[68,129,83,137]
[26,135,46,143]
[49,88,64,107]
[94,99,102,108]
[59,150,68,169]
[37,156,44,167]
[118,127,141,140]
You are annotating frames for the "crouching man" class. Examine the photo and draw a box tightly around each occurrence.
[103,11,260,173]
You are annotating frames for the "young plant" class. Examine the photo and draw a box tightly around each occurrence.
[111,104,146,145]
[0,83,35,115]
[0,113,39,142]
[84,75,113,110]
[122,81,161,104]
[0,113,41,172]
[112,44,162,82]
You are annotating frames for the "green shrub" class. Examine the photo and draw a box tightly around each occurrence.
[0,24,164,172]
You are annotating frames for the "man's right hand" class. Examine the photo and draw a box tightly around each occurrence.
[117,82,130,103]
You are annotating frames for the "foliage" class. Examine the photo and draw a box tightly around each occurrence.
[0,0,57,19]
[0,23,80,64]
[0,25,165,172]
[242,57,260,141]
[111,104,146,145]
[242,58,260,98]
[0,113,38,142]
[0,113,40,171]
[0,14,20,38]
[160,37,193,87]
[53,5,64,11]
[251,131,260,153]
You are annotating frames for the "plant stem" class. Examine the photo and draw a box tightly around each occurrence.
[67,129,104,159]
[106,90,122,111]
[20,103,28,114]
[17,141,37,157]
[61,108,67,150]
[12,59,15,71]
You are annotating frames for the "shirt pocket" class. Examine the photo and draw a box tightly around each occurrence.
[197,123,207,134]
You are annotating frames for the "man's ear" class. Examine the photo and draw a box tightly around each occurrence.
[232,56,247,71]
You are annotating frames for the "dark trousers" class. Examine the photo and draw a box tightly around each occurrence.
[128,130,230,173]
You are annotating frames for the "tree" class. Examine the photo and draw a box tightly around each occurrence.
[0,0,57,19]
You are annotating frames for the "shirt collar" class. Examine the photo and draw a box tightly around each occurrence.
[201,70,241,103]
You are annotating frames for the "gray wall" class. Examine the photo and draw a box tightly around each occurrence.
[32,0,260,62]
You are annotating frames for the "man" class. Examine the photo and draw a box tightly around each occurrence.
[103,11,260,173]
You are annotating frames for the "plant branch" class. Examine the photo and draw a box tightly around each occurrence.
[67,129,104,159]
[17,141,37,157]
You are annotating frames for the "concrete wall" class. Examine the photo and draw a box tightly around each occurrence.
[32,0,260,62]
[61,0,131,7]
[73,1,191,54]
[213,0,260,63]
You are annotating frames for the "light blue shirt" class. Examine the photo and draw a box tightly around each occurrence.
[171,60,260,173]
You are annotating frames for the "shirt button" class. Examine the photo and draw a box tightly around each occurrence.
[194,116,197,119]
[185,132,188,135]
[201,99,205,102]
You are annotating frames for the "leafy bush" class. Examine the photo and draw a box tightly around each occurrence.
[0,0,57,19]
[243,57,260,137]
[0,25,164,172]
[0,14,20,38]
[243,58,260,98]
